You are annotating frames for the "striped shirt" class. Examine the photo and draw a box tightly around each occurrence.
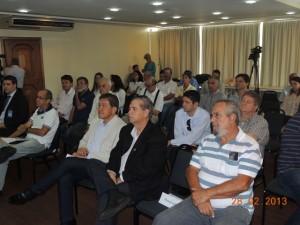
[277,112,300,173]
[190,128,262,214]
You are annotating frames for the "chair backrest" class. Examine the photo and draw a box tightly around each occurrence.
[195,74,210,85]
[48,128,60,152]
[260,91,280,114]
[264,111,286,137]
[169,145,193,190]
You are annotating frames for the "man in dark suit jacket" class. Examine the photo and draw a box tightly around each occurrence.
[0,75,28,137]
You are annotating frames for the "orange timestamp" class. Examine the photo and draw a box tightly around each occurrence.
[232,197,288,206]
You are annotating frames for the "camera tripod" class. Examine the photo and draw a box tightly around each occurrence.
[249,60,260,94]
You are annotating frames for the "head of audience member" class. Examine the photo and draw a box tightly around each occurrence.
[3,75,17,95]
[36,89,53,110]
[11,58,19,66]
[60,74,73,92]
[183,90,200,116]
[97,93,119,123]
[211,100,239,138]
[143,71,152,81]
[163,67,173,83]
[111,74,125,92]
[144,53,152,62]
[182,70,192,87]
[92,72,104,93]
[288,73,297,84]
[98,77,112,95]
[132,64,139,72]
[132,70,143,82]
[240,91,260,116]
[212,69,221,78]
[128,95,153,126]
[235,73,250,91]
[76,77,89,93]
[207,75,220,94]
[145,76,157,92]
[290,76,300,96]
[159,69,164,82]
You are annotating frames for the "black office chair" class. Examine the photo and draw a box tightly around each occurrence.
[262,178,294,225]
[133,145,193,225]
[17,129,60,183]
[259,90,280,114]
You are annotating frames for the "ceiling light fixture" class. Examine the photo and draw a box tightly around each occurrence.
[109,8,120,12]
[286,11,295,15]
[152,2,163,6]
[104,17,112,20]
[18,9,29,13]
[172,16,182,19]
[212,12,222,15]
[245,0,257,4]
[154,10,165,14]
[160,21,167,25]
[221,17,230,20]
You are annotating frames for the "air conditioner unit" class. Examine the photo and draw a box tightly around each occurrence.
[0,17,74,31]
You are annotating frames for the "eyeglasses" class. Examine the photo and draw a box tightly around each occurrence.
[186,119,191,131]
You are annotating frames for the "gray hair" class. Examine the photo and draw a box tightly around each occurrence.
[214,100,239,125]
[131,95,153,119]
[99,77,112,86]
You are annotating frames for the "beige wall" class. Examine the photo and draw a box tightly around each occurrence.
[0,22,159,96]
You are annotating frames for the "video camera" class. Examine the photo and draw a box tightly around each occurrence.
[248,46,262,61]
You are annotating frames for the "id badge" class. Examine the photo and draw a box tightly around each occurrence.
[7,110,13,118]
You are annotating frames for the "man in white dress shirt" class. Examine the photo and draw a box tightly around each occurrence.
[4,58,25,89]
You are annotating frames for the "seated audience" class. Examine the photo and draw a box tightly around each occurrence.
[157,67,178,125]
[61,77,94,153]
[11,95,167,225]
[200,75,227,114]
[279,72,297,103]
[9,93,126,225]
[227,73,250,106]
[91,72,104,95]
[174,70,196,106]
[0,89,59,194]
[126,70,144,96]
[110,75,126,115]
[153,100,262,225]
[277,112,300,225]
[52,75,75,125]
[281,76,300,118]
[200,69,225,94]
[168,90,210,166]
[239,91,269,156]
[178,72,199,91]
[0,75,28,137]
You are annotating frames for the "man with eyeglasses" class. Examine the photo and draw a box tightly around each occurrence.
[60,76,94,154]
[167,90,210,166]
[0,89,59,195]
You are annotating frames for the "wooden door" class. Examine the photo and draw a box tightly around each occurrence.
[2,37,45,115]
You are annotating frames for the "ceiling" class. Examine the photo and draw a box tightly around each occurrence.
[0,0,300,27]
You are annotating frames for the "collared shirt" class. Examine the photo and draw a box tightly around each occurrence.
[171,107,211,146]
[87,118,111,158]
[239,112,269,155]
[228,90,242,106]
[0,90,16,123]
[200,89,227,114]
[139,87,164,112]
[157,80,178,104]
[72,89,94,123]
[4,65,25,88]
[190,128,262,215]
[281,92,300,117]
[175,84,196,97]
[53,87,75,120]
[119,127,139,180]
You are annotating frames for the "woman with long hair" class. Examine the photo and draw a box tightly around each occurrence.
[111,74,126,116]
[91,72,103,95]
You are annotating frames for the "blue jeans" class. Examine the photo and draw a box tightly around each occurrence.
[278,169,300,225]
[153,197,252,225]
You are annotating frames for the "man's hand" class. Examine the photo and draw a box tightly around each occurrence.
[0,123,5,129]
[167,140,172,147]
[73,148,88,158]
[17,124,28,133]
[116,177,123,184]
[108,171,117,184]
[191,189,215,218]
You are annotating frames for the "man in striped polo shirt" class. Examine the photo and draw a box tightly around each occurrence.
[153,100,262,225]
[277,112,300,225]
